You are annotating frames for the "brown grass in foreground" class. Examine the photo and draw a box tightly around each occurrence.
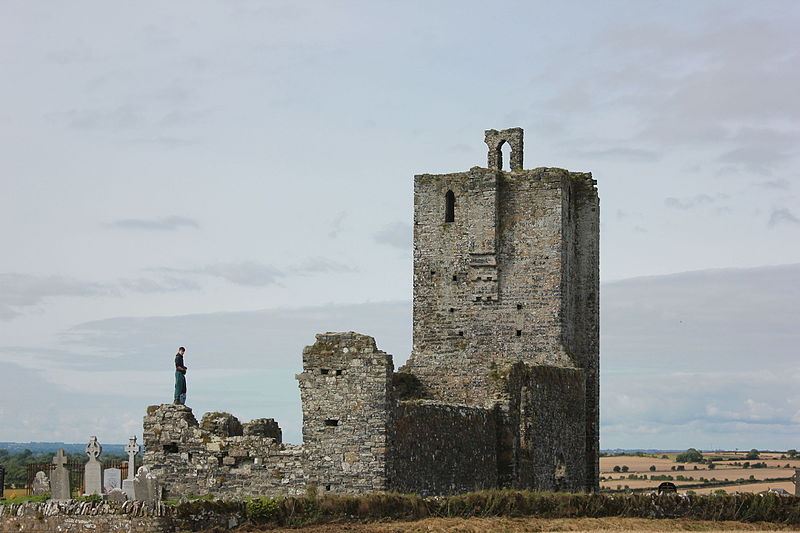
[230,517,796,532]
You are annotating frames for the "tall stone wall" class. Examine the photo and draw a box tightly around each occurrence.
[561,173,600,491]
[389,401,498,496]
[143,404,305,499]
[507,364,587,491]
[297,332,394,494]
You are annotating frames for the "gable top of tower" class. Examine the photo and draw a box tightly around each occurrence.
[484,128,524,171]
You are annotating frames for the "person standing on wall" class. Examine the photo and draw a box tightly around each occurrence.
[174,346,188,405]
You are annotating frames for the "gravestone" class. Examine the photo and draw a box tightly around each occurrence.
[104,468,122,492]
[107,487,127,503]
[50,449,71,500]
[83,436,103,495]
[121,436,140,500]
[133,466,153,501]
[32,471,50,495]
[145,471,161,501]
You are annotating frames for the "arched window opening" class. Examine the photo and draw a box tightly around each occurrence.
[445,190,455,222]
[501,141,511,171]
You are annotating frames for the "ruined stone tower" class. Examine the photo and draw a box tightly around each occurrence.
[403,127,599,490]
[143,127,599,498]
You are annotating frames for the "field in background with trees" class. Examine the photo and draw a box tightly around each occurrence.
[601,449,799,494]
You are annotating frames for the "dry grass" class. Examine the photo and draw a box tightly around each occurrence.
[600,454,797,493]
[692,482,795,495]
[238,516,797,532]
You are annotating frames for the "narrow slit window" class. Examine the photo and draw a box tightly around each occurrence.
[324,419,339,427]
[335,369,343,376]
[452,275,458,281]
[321,369,329,375]
[449,307,455,313]
[517,304,523,310]
[516,330,522,337]
[457,331,464,336]
[445,190,455,222]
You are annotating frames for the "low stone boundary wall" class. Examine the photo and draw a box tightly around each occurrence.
[0,500,245,533]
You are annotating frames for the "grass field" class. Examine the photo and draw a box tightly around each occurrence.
[600,452,798,494]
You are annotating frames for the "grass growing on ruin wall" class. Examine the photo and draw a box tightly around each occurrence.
[5,491,800,528]
[245,491,800,526]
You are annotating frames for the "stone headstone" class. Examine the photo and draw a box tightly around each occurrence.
[50,449,71,500]
[107,487,128,503]
[122,435,141,500]
[83,436,103,496]
[124,436,140,480]
[32,471,50,495]
[103,468,122,492]
[145,472,161,501]
[133,466,153,501]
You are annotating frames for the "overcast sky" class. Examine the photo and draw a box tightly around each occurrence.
[1,0,798,450]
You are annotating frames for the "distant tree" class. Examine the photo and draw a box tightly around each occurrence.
[676,465,685,471]
[743,462,750,469]
[613,465,621,473]
[649,465,656,472]
[788,449,798,458]
[676,448,704,463]
[746,449,760,460]
[621,465,629,473]
[708,463,716,470]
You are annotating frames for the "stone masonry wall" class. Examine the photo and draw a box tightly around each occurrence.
[508,364,586,492]
[143,404,305,499]
[405,166,597,407]
[0,501,243,533]
[389,401,498,496]
[297,332,394,494]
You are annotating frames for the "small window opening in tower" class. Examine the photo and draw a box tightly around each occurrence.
[445,190,455,222]
[486,276,492,281]
[325,484,331,491]
[452,275,457,281]
[517,304,523,310]
[457,331,464,336]
[321,368,329,375]
[335,369,343,376]
[501,141,511,170]
[516,330,522,337]
[475,296,482,301]
[449,307,455,313]
[324,419,339,427]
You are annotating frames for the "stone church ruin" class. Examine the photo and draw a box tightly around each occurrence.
[143,128,600,497]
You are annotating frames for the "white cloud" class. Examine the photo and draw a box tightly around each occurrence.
[105,216,200,231]
[768,208,800,228]
[373,222,412,250]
